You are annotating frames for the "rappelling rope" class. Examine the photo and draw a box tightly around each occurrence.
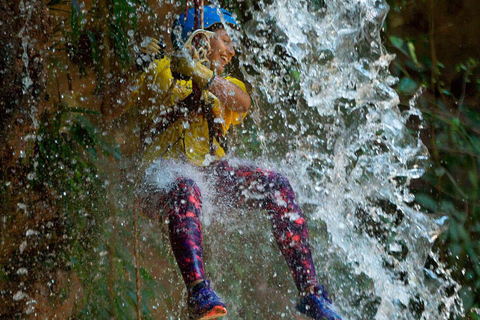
[186,0,220,156]
[132,4,212,317]
[133,202,142,320]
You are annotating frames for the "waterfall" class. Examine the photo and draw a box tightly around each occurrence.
[209,0,464,318]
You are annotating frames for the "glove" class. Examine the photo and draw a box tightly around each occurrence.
[136,37,165,71]
[170,54,215,90]
[141,37,163,55]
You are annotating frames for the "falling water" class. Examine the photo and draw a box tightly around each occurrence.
[202,0,464,319]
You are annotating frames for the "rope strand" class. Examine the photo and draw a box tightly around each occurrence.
[133,204,142,320]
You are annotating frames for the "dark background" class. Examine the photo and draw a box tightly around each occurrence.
[386,0,480,317]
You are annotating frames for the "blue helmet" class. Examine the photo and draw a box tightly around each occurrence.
[172,5,238,44]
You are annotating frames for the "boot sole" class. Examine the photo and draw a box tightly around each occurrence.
[193,305,227,320]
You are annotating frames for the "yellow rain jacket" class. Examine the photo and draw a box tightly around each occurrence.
[127,57,247,167]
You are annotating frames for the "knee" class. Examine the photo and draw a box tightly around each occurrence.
[168,178,202,217]
[170,178,200,196]
[176,177,199,190]
[270,173,293,193]
[266,173,300,213]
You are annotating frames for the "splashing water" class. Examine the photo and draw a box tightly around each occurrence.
[201,0,464,319]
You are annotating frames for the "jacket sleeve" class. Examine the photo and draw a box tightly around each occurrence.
[126,58,192,117]
[223,76,249,127]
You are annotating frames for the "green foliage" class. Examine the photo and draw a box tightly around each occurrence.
[35,105,106,239]
[386,0,480,316]
[30,105,109,309]
[75,216,160,320]
[48,0,144,73]
[110,0,140,68]
[30,1,171,317]
[32,100,171,317]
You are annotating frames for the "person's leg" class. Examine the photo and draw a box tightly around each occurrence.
[140,177,226,319]
[212,160,316,293]
[212,160,342,319]
[165,177,205,286]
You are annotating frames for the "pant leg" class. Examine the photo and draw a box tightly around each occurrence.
[141,177,206,286]
[212,160,317,292]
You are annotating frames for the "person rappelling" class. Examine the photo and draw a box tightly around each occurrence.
[125,3,343,320]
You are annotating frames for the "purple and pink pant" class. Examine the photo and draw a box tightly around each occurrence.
[140,160,317,293]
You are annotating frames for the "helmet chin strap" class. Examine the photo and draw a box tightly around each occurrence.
[192,0,205,31]
[194,0,199,31]
[200,0,204,29]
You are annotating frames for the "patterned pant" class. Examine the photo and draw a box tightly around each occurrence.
[140,160,317,292]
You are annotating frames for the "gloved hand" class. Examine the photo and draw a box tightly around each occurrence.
[136,37,165,71]
[170,54,215,89]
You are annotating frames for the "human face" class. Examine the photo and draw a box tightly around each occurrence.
[208,28,235,74]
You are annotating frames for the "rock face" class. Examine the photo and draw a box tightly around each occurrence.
[0,0,50,168]
[0,0,52,316]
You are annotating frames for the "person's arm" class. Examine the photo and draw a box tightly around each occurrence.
[171,56,251,113]
[102,37,168,123]
[208,76,251,113]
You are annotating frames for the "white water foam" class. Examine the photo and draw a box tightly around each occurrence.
[232,0,464,318]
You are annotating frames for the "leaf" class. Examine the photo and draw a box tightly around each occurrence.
[290,69,301,81]
[70,8,79,43]
[74,115,98,142]
[451,117,461,129]
[449,242,462,256]
[460,286,476,311]
[127,290,138,306]
[435,167,446,177]
[139,267,153,281]
[71,0,82,14]
[87,30,100,65]
[458,223,470,241]
[466,133,480,153]
[66,107,102,115]
[397,77,418,94]
[467,57,478,68]
[456,63,467,72]
[407,41,419,65]
[389,36,404,50]
[468,169,478,188]
[414,193,438,212]
[440,89,452,96]
[440,200,457,216]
